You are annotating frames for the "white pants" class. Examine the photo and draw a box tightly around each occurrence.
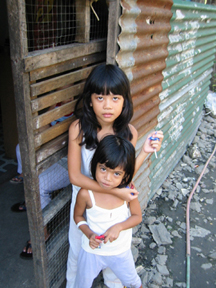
[66,185,123,288]
[16,144,70,209]
[74,248,141,288]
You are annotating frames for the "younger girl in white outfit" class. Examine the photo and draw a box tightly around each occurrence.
[74,135,143,288]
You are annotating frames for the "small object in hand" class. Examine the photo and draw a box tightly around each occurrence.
[149,136,160,141]
[95,235,105,240]
[149,136,159,158]
[154,149,158,159]
[126,184,134,195]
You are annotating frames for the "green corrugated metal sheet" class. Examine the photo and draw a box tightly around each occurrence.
[149,0,216,199]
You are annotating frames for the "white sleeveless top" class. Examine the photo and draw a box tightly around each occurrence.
[82,190,132,256]
[71,143,95,204]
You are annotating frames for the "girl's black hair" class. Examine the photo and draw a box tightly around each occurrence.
[91,135,135,188]
[75,64,133,149]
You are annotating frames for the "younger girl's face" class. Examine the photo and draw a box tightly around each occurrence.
[90,93,124,125]
[95,163,125,190]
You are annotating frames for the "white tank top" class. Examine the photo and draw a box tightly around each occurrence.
[72,143,95,203]
[82,190,132,256]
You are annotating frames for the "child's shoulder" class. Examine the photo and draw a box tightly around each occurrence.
[78,188,89,198]
[129,123,138,136]
[69,119,82,140]
[129,124,138,146]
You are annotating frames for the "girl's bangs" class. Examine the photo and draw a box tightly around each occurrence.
[103,152,127,171]
[91,73,126,97]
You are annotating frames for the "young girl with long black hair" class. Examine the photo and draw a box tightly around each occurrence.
[66,64,163,287]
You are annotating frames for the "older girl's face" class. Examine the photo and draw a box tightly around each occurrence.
[90,93,124,126]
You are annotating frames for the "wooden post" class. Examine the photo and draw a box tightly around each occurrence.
[6,0,49,287]
[107,0,121,64]
[75,0,90,43]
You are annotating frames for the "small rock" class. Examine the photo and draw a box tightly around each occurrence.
[190,225,211,238]
[176,182,183,189]
[191,246,202,252]
[152,271,162,285]
[158,246,166,254]
[188,145,201,159]
[155,255,168,265]
[136,265,145,276]
[131,245,139,262]
[144,216,157,225]
[205,198,213,204]
[190,202,202,213]
[149,223,172,246]
[201,263,212,270]
[181,188,189,196]
[149,242,157,249]
[132,237,142,246]
[176,283,186,288]
[156,264,169,275]
[164,277,173,287]
[208,252,216,259]
[172,230,182,238]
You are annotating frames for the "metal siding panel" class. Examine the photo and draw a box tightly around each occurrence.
[149,0,216,199]
[116,0,216,207]
[116,0,173,210]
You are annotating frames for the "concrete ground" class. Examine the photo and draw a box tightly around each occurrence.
[0,125,35,288]
[0,179,35,288]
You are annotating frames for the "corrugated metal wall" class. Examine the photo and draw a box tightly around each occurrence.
[116,0,173,209]
[116,0,216,207]
[149,0,216,199]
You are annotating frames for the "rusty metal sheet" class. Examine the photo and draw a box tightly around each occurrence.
[116,0,173,209]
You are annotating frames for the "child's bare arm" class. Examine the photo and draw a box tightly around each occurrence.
[103,198,142,243]
[68,121,138,201]
[74,189,103,249]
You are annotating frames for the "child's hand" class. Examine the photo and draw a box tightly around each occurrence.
[103,224,121,243]
[117,187,138,202]
[143,131,164,153]
[89,233,103,249]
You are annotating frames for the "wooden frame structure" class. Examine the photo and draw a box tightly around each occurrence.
[6,0,121,287]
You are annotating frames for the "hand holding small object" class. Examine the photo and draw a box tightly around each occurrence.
[95,235,105,240]
[149,135,160,158]
[142,131,163,155]
[95,234,105,248]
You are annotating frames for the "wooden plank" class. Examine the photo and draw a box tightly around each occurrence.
[34,116,74,148]
[75,0,90,43]
[30,52,106,81]
[6,0,49,286]
[31,82,84,113]
[36,133,68,164]
[43,186,72,226]
[24,39,106,72]
[30,65,99,97]
[32,100,75,130]
[36,146,68,175]
[106,0,121,64]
